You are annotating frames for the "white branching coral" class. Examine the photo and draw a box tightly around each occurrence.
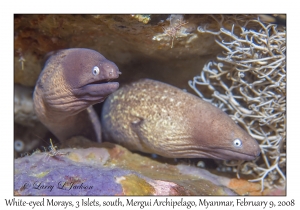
[189,15,286,192]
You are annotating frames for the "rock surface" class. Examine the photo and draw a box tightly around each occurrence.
[14,137,284,195]
[14,14,224,89]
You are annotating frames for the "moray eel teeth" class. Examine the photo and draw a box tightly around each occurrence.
[102,79,261,160]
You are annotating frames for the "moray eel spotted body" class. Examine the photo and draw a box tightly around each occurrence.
[102,79,260,160]
[33,48,120,142]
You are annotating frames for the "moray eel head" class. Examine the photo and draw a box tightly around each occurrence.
[61,48,120,103]
[171,95,262,161]
[191,117,261,161]
[34,48,120,142]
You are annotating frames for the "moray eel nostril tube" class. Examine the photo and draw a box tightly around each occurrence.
[101,79,261,160]
[33,48,120,142]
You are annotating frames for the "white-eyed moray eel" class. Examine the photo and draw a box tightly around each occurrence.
[34,49,260,160]
[33,48,120,142]
[102,79,260,161]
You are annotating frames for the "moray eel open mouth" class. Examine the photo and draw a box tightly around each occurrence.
[74,80,119,102]
[89,78,116,85]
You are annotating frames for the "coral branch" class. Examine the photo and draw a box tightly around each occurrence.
[190,15,286,192]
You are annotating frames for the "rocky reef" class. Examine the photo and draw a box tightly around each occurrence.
[14,14,222,89]
[15,137,284,195]
[14,14,286,195]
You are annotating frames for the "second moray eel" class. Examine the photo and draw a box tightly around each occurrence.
[102,79,260,160]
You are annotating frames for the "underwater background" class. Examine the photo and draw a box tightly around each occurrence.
[14,14,286,195]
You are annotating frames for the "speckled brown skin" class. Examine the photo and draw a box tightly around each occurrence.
[34,48,120,142]
[102,79,260,160]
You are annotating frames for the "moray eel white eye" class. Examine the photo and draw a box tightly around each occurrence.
[233,138,242,148]
[15,139,25,152]
[92,66,100,76]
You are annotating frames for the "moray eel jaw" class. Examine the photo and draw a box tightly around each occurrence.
[167,148,259,160]
[198,147,260,161]
[73,81,119,102]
